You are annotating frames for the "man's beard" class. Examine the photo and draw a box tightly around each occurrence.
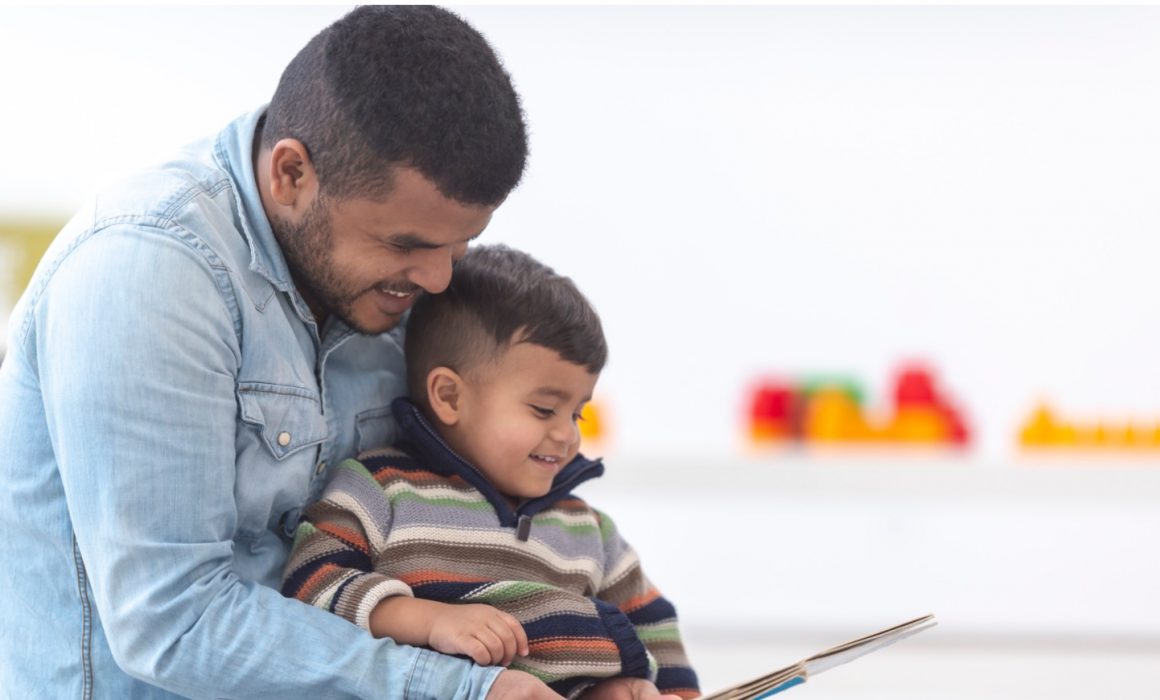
[271,195,373,334]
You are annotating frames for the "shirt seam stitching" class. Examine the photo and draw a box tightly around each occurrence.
[72,535,93,700]
[403,648,430,700]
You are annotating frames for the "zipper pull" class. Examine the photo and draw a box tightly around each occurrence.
[516,514,532,542]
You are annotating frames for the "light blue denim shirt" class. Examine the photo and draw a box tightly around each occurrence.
[0,106,502,699]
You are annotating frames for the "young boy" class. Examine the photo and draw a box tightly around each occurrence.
[282,245,699,699]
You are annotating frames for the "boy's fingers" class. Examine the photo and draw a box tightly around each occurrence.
[478,628,507,666]
[487,618,518,666]
[465,638,492,666]
[500,611,530,656]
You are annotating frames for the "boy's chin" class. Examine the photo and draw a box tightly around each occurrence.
[503,487,553,504]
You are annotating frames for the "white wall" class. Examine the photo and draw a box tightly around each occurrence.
[5,6,1160,462]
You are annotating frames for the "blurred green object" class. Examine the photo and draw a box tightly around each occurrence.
[798,375,865,406]
[0,220,60,308]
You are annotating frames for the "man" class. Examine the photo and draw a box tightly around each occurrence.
[0,6,572,698]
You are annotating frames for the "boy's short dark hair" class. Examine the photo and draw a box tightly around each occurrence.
[405,245,608,407]
[262,5,527,206]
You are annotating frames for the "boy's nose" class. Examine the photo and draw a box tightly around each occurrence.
[549,420,579,446]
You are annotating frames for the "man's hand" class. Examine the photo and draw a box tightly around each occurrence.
[427,603,529,666]
[486,670,566,699]
[580,677,684,700]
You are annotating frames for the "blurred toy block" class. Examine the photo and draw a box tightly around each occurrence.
[745,361,970,450]
[748,381,798,442]
[578,399,607,448]
[0,220,60,307]
[1018,402,1160,451]
[802,385,872,443]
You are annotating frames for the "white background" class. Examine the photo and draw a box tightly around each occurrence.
[5,6,1160,461]
[2,6,1159,697]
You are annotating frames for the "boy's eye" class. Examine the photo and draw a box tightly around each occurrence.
[530,405,555,418]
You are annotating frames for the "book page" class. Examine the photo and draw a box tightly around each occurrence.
[804,614,937,675]
[699,614,937,700]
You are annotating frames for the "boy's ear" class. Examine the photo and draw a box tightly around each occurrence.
[427,367,464,426]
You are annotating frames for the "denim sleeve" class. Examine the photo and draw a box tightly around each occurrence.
[37,225,501,699]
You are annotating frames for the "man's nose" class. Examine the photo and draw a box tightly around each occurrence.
[408,248,455,294]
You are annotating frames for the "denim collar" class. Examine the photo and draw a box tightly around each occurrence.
[390,397,605,527]
[212,104,296,294]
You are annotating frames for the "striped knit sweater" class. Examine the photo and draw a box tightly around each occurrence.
[282,398,699,699]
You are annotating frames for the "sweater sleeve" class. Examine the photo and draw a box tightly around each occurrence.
[594,510,701,699]
[447,578,652,699]
[281,459,414,631]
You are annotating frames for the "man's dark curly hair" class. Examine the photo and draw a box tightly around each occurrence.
[261,5,528,205]
[405,245,608,411]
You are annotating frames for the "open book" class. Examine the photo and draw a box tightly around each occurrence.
[701,614,938,699]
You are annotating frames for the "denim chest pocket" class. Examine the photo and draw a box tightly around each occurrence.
[238,383,328,458]
[235,382,328,539]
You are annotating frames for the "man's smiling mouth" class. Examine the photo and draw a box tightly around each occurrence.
[377,284,415,299]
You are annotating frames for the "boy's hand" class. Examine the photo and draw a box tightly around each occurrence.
[428,603,530,666]
[486,670,566,699]
[580,677,685,700]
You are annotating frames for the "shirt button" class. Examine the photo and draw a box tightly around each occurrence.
[315,460,327,476]
[277,431,291,446]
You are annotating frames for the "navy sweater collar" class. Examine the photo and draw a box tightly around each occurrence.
[390,397,605,527]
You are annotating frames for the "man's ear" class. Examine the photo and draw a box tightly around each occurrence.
[427,367,464,426]
[268,138,318,209]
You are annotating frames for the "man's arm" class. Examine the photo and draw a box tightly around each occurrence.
[39,225,499,698]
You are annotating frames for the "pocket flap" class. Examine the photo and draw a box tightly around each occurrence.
[238,383,328,460]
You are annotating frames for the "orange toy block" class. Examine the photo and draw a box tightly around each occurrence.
[578,400,605,444]
[803,388,871,442]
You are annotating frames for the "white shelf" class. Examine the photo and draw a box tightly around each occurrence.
[575,454,1160,641]
[688,634,1160,700]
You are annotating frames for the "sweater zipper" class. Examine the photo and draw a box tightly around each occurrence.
[513,460,604,542]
